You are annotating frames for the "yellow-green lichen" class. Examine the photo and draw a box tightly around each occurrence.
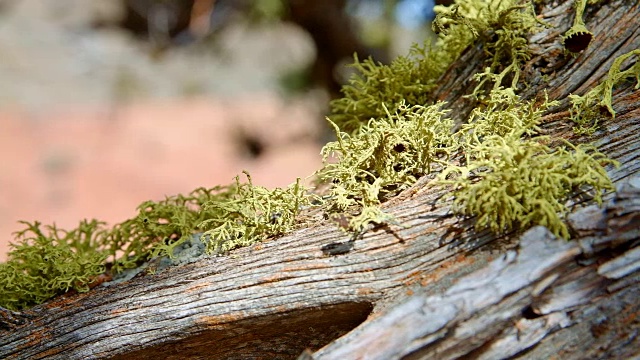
[432,0,544,90]
[329,45,445,134]
[0,220,107,310]
[0,174,313,310]
[199,172,310,253]
[439,87,615,239]
[104,175,311,269]
[330,0,546,135]
[569,49,640,135]
[317,101,455,231]
[319,0,618,238]
[0,0,626,311]
[440,130,617,239]
[457,87,558,145]
[105,186,234,272]
[462,1,545,96]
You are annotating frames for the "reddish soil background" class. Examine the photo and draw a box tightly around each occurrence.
[0,96,323,261]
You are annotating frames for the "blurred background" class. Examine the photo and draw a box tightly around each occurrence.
[0,0,437,261]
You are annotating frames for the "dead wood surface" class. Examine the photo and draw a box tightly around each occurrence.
[315,179,640,359]
[1,0,639,359]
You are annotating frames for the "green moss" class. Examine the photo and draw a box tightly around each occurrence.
[569,49,640,134]
[0,220,107,310]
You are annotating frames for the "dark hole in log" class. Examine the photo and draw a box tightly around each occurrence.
[110,302,374,359]
[521,305,542,320]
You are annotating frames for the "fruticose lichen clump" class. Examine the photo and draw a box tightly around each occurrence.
[0,220,107,310]
[569,49,640,134]
[440,129,617,239]
[0,174,312,310]
[457,86,558,143]
[317,102,455,231]
[101,173,310,271]
[460,1,546,96]
[105,186,233,273]
[199,172,310,253]
[330,0,545,133]
[319,0,556,232]
[436,84,617,239]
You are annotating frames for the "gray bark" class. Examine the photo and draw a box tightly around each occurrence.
[1,0,639,358]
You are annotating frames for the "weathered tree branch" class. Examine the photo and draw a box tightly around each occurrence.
[1,0,638,358]
[314,178,640,359]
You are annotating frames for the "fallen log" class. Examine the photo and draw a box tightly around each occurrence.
[1,0,638,358]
